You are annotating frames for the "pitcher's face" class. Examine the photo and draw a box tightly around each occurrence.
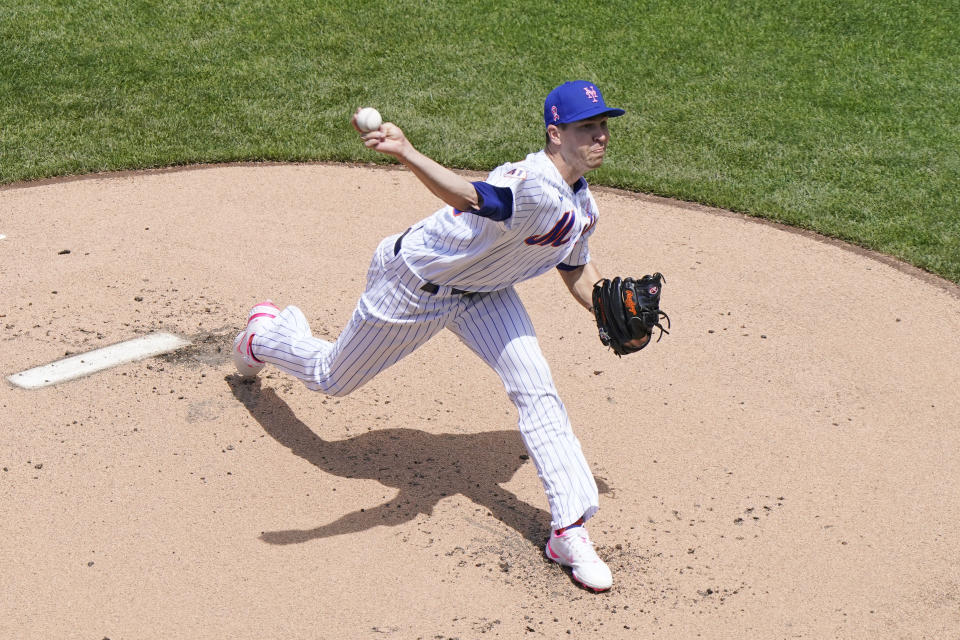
[557,116,610,174]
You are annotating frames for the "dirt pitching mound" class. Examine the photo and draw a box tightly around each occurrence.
[2,163,959,639]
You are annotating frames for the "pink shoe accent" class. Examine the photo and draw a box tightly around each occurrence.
[546,540,561,561]
[233,301,279,377]
[247,333,263,363]
[244,301,279,363]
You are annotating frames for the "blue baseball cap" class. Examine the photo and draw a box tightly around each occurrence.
[543,80,625,127]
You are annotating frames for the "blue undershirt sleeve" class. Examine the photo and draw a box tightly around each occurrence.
[470,181,514,222]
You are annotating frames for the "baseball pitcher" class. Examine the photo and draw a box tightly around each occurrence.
[233,80,668,591]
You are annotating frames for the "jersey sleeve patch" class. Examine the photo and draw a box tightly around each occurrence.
[470,181,514,222]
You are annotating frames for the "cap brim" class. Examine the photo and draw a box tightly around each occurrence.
[555,106,626,125]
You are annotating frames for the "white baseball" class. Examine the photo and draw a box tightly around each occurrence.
[356,107,382,132]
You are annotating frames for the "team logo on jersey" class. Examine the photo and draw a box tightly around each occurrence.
[584,86,599,103]
[504,168,527,180]
[525,211,575,247]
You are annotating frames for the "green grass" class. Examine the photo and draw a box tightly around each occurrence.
[2,0,958,283]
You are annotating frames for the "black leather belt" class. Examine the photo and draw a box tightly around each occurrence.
[393,228,411,256]
[394,228,476,297]
[419,282,476,296]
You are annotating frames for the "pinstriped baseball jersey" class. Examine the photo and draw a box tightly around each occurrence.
[398,150,599,291]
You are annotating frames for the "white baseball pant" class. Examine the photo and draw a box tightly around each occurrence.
[251,233,599,529]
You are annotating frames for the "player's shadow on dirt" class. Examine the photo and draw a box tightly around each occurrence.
[229,376,571,548]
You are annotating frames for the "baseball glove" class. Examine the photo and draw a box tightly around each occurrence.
[591,273,670,356]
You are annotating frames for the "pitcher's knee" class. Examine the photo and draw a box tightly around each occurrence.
[509,388,562,413]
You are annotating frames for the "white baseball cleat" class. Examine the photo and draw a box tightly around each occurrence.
[545,527,613,591]
[232,301,279,377]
